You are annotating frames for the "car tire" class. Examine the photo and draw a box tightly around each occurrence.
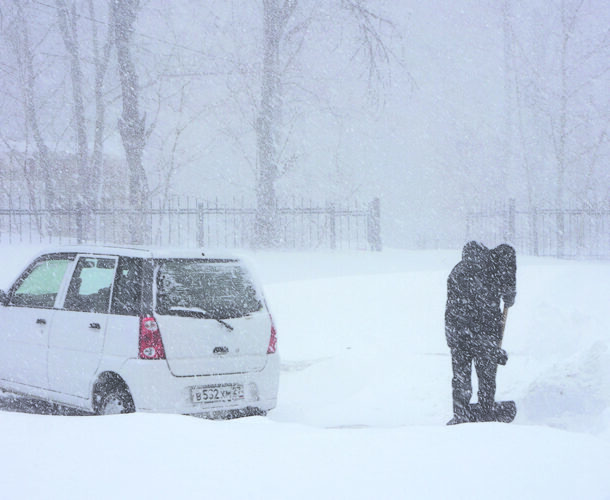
[97,387,135,415]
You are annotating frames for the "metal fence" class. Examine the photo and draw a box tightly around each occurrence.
[0,197,382,251]
[466,199,610,258]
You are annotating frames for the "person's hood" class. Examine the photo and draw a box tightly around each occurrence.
[462,241,488,269]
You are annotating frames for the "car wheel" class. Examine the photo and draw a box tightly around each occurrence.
[97,387,135,415]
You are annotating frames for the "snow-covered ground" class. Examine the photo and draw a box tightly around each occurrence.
[0,246,609,499]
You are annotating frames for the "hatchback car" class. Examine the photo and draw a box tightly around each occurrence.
[0,247,279,416]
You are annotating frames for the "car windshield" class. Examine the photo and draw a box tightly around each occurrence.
[155,259,262,319]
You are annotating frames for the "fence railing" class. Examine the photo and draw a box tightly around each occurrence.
[0,198,382,251]
[466,199,609,258]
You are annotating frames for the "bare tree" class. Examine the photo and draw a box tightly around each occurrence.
[254,0,297,247]
[2,1,117,241]
[11,1,55,216]
[254,0,400,247]
[89,0,114,209]
[55,0,94,241]
[112,0,148,244]
[508,0,609,254]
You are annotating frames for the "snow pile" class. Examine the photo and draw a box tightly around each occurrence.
[0,246,609,499]
[520,340,610,434]
[493,257,610,436]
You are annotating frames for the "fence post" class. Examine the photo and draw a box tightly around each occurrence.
[328,203,336,250]
[197,202,205,248]
[557,210,565,258]
[507,198,516,244]
[531,206,539,256]
[367,197,382,251]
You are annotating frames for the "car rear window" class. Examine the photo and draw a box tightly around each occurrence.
[155,259,262,319]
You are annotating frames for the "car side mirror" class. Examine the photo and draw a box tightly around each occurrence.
[0,290,8,306]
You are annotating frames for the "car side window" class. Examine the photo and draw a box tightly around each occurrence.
[64,257,116,314]
[111,257,143,316]
[11,258,71,309]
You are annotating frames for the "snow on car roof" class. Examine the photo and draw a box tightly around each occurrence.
[34,245,238,260]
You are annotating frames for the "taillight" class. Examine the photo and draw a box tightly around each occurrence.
[267,318,277,354]
[139,316,166,360]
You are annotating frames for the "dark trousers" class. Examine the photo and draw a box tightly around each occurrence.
[451,345,498,420]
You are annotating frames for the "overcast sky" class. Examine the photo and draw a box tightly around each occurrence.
[1,1,608,248]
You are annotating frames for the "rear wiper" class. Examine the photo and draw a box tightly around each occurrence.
[168,306,234,331]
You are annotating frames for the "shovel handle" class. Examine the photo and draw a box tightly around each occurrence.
[500,304,509,346]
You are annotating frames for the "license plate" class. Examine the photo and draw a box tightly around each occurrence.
[191,384,244,404]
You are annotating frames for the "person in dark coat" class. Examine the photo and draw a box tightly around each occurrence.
[445,241,514,424]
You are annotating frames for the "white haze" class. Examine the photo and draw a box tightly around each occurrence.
[1,1,608,248]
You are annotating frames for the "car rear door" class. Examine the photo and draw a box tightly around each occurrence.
[48,255,118,398]
[0,254,73,389]
[153,259,271,376]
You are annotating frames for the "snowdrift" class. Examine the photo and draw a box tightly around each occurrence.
[0,246,608,499]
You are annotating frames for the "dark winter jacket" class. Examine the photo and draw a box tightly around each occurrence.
[445,241,502,350]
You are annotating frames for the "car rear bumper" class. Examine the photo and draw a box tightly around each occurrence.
[118,353,280,415]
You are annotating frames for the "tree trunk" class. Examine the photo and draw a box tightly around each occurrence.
[56,0,92,243]
[112,0,148,244]
[501,0,514,194]
[255,0,286,248]
[89,0,114,215]
[554,0,579,257]
[13,1,56,235]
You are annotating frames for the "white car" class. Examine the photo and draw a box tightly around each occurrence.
[0,247,279,416]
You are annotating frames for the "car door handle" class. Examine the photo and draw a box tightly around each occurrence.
[89,322,101,330]
[36,318,46,325]
[213,346,229,355]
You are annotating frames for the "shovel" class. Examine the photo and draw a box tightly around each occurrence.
[495,304,509,365]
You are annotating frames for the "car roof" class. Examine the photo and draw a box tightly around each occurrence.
[36,245,238,260]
